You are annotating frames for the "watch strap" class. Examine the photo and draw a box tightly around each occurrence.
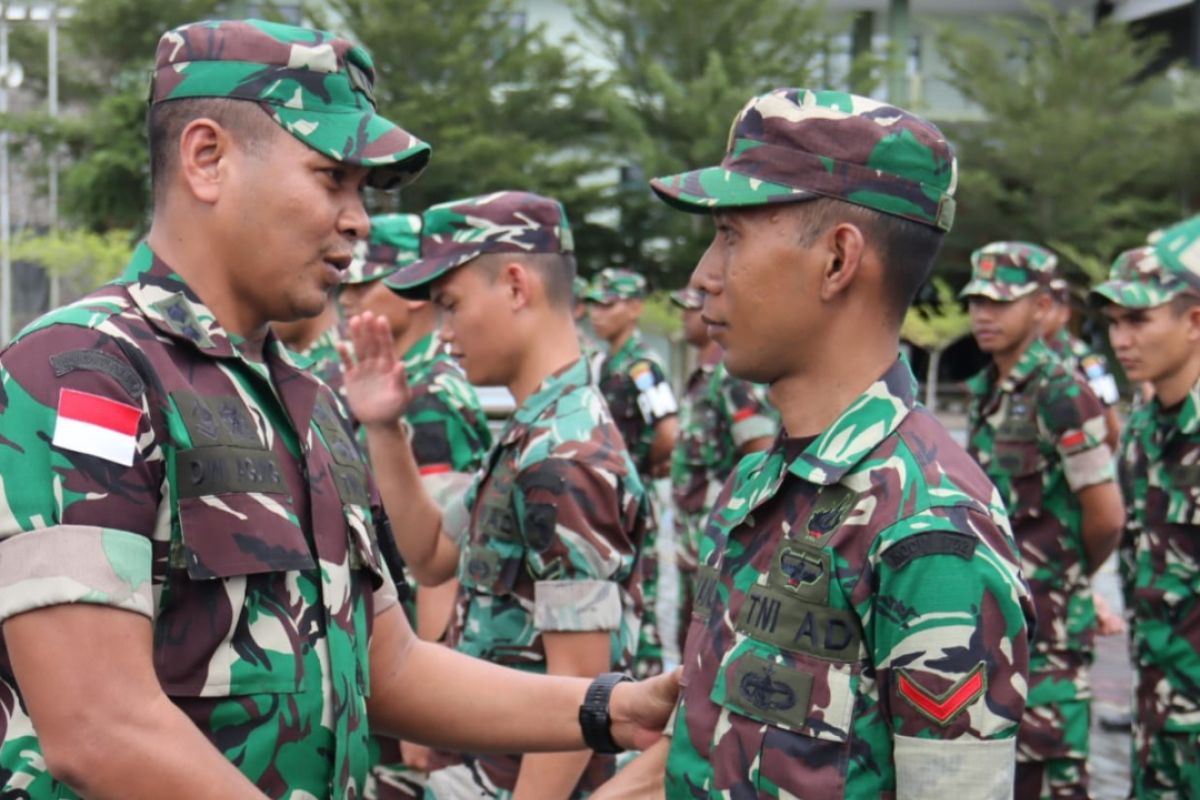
[579,672,632,754]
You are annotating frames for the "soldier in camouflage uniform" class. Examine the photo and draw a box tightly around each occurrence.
[0,21,679,800]
[1091,221,1200,798]
[668,285,776,655]
[595,88,1036,800]
[587,268,679,678]
[1043,277,1122,452]
[574,274,603,372]
[342,191,652,800]
[339,214,494,799]
[961,241,1126,799]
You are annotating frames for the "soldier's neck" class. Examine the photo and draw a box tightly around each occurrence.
[508,314,582,406]
[1153,352,1200,408]
[607,325,635,354]
[271,305,338,352]
[991,330,1039,381]
[772,341,897,438]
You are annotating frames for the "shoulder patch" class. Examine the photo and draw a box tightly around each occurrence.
[50,349,145,401]
[882,530,976,570]
[897,664,987,726]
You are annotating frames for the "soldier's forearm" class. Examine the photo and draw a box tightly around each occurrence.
[364,420,460,584]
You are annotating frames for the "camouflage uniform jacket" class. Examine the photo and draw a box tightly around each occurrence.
[1120,376,1200,734]
[290,322,347,400]
[401,332,492,481]
[596,330,677,477]
[671,349,776,572]
[966,338,1113,677]
[435,357,650,794]
[1045,328,1119,407]
[666,359,1034,799]
[0,244,393,798]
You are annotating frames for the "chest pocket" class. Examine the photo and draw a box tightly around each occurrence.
[1163,461,1200,526]
[679,402,725,468]
[993,394,1045,520]
[459,459,524,597]
[706,535,863,797]
[170,391,314,579]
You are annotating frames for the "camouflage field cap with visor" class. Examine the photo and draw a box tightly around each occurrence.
[150,19,431,189]
[959,241,1058,302]
[1088,246,1193,310]
[342,213,421,285]
[585,268,648,304]
[385,191,574,299]
[669,287,703,310]
[573,276,589,301]
[649,88,957,232]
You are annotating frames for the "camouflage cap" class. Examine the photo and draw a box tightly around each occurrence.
[649,88,957,231]
[1089,246,1193,309]
[1153,214,1200,292]
[151,19,430,190]
[959,241,1058,302]
[669,287,703,310]
[385,191,573,299]
[585,268,647,304]
[342,213,421,285]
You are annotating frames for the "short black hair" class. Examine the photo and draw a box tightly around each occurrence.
[146,98,277,202]
[794,197,945,323]
[474,252,577,311]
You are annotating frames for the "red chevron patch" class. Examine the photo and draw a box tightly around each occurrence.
[897,664,986,726]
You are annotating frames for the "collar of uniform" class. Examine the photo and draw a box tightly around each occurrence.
[289,324,342,371]
[967,336,1053,404]
[499,357,590,446]
[402,331,443,373]
[1001,337,1052,394]
[119,242,240,359]
[607,329,643,371]
[786,357,918,485]
[1151,377,1200,438]
[1044,327,1071,357]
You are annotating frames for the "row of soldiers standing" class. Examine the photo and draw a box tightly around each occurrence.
[958,231,1200,799]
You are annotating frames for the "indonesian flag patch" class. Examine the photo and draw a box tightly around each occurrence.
[1060,429,1087,451]
[897,663,986,726]
[52,388,142,466]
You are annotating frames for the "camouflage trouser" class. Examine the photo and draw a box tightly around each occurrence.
[1131,729,1200,799]
[1014,757,1089,800]
[365,737,428,800]
[1132,665,1200,800]
[633,524,663,678]
[1016,657,1091,800]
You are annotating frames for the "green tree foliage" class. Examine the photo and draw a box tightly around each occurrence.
[901,279,972,410]
[572,0,833,287]
[13,227,135,298]
[933,3,1186,281]
[320,0,612,278]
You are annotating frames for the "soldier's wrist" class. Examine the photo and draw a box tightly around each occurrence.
[579,672,631,754]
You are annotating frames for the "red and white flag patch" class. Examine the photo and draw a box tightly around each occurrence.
[52,388,142,466]
[1060,429,1087,451]
[897,664,986,726]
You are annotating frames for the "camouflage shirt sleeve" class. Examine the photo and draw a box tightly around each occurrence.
[0,325,163,623]
[873,505,1033,797]
[1039,373,1114,491]
[514,456,640,634]
[720,375,776,448]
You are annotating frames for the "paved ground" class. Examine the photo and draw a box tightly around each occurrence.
[651,410,1136,796]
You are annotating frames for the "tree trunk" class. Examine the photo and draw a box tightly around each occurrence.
[925,348,942,411]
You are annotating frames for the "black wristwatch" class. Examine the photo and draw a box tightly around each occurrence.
[579,672,633,754]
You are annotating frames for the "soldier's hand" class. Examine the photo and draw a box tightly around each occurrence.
[339,312,413,426]
[399,739,433,772]
[608,668,681,752]
[1094,591,1126,636]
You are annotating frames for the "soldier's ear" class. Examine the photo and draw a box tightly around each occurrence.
[177,118,231,205]
[818,221,866,302]
[502,260,534,311]
[1184,303,1200,341]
